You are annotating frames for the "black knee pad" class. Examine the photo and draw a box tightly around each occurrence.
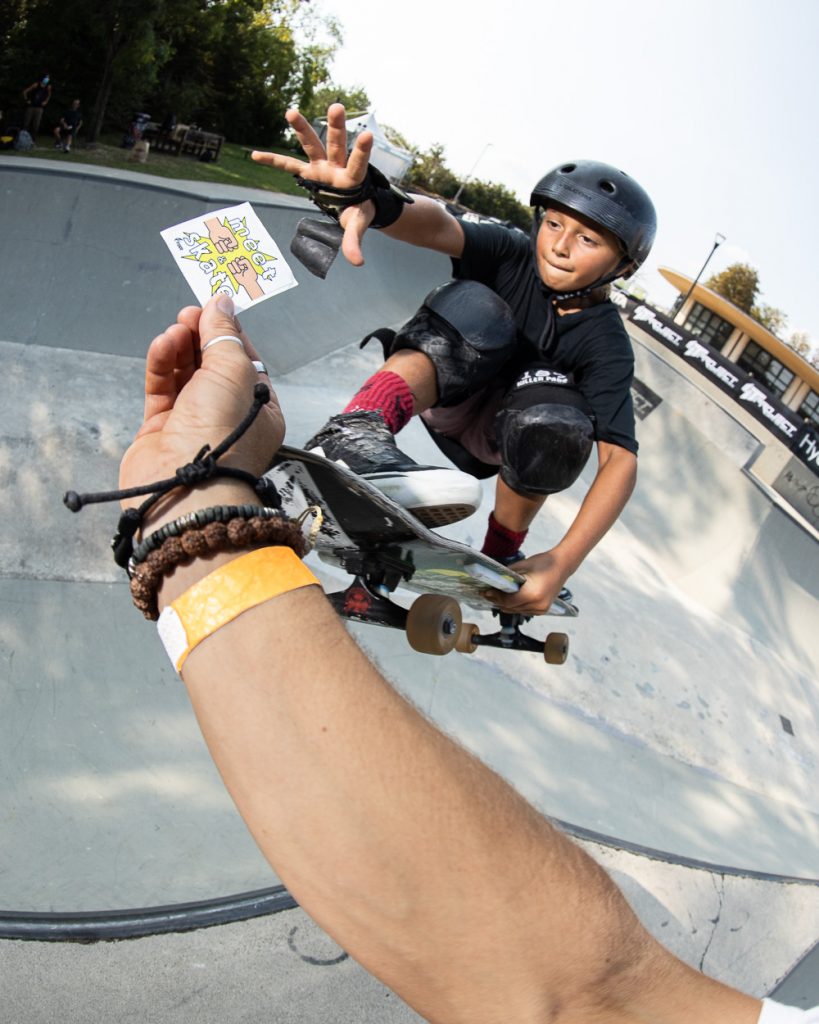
[495,383,595,495]
[390,280,518,405]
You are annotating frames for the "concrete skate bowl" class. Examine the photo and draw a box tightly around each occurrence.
[0,160,817,988]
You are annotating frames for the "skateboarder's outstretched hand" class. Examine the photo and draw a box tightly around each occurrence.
[119,294,285,513]
[252,103,376,267]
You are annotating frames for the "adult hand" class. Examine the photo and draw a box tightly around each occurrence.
[252,103,375,266]
[119,294,285,516]
[482,549,571,616]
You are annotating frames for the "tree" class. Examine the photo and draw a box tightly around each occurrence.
[379,123,417,154]
[456,178,531,231]
[705,263,759,313]
[788,330,812,358]
[0,0,30,95]
[407,141,460,198]
[151,0,339,144]
[400,140,531,228]
[751,303,788,338]
[87,0,166,144]
[1,0,339,145]
[299,83,370,123]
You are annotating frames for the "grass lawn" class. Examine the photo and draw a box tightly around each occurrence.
[8,133,301,196]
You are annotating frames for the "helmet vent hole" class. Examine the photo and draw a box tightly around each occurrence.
[559,163,576,174]
[599,179,616,194]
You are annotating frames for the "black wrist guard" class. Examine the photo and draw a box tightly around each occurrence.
[294,163,414,229]
[290,217,344,279]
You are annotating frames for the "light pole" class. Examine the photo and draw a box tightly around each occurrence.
[675,231,726,323]
[452,142,493,205]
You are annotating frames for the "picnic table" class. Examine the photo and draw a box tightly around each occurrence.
[143,122,224,162]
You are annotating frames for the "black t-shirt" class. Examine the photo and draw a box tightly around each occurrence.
[27,85,50,107]
[61,108,82,130]
[453,218,638,454]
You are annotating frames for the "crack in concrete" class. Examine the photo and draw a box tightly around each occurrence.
[699,872,727,971]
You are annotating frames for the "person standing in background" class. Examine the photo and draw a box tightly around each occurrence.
[21,73,52,139]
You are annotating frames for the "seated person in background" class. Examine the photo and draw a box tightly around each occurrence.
[53,98,82,152]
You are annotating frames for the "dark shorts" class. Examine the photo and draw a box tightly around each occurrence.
[422,363,593,477]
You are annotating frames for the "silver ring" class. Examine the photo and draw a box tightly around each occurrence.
[202,334,245,353]
[252,360,268,375]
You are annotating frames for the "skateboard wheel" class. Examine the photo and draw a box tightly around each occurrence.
[544,632,569,665]
[455,622,480,654]
[406,595,462,656]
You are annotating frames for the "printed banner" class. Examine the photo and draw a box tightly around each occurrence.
[614,288,818,476]
[631,377,662,421]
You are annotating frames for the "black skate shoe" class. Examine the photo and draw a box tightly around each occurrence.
[305,411,481,528]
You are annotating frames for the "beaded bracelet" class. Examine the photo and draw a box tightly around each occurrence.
[130,514,309,621]
[129,504,279,576]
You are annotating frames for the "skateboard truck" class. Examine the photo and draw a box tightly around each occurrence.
[328,574,569,665]
[466,611,570,664]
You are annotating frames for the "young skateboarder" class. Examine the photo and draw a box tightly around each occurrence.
[253,105,657,614]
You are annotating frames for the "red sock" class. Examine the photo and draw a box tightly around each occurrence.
[481,512,528,562]
[343,371,414,434]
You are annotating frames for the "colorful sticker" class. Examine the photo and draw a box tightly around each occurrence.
[160,202,298,311]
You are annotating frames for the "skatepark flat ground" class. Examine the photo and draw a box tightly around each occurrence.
[1,157,817,1020]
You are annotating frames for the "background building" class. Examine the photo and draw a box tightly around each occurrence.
[661,267,819,429]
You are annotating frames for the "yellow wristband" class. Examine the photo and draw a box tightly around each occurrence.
[156,547,320,672]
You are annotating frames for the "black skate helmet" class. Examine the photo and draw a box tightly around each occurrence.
[530,160,656,295]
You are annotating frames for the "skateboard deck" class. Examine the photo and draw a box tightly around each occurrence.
[266,445,577,659]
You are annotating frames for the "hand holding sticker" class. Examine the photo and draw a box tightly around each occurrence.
[161,202,298,311]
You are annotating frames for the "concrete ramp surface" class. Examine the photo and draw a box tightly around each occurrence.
[0,159,817,1017]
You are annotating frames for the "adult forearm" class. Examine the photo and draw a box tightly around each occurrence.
[119,297,763,1024]
[166,548,662,1022]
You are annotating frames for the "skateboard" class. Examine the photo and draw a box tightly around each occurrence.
[266,446,578,662]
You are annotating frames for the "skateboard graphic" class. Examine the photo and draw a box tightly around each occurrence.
[266,446,578,662]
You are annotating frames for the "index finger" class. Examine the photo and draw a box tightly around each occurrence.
[252,149,309,177]
[285,108,329,164]
[143,323,196,425]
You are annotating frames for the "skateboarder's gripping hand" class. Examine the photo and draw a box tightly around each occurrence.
[482,549,569,616]
[119,294,285,528]
[252,103,376,267]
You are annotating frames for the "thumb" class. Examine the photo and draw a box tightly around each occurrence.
[198,294,246,358]
[340,204,373,267]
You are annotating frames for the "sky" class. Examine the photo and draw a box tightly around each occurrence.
[306,0,819,349]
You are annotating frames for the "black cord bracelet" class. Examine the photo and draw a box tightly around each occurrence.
[129,504,284,576]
